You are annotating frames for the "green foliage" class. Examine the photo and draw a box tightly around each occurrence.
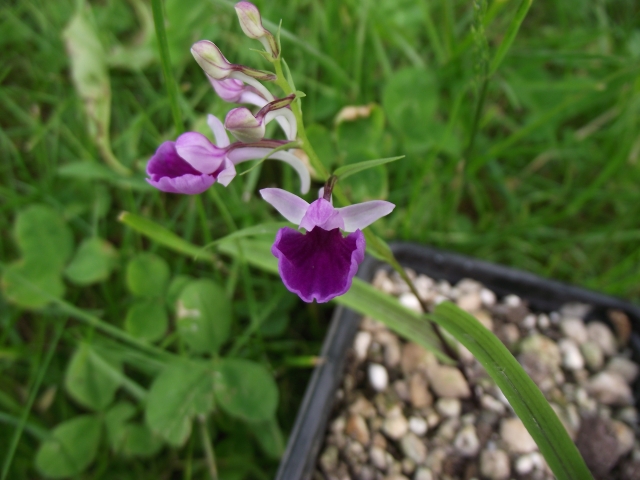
[176,279,232,354]
[65,344,122,411]
[105,403,163,458]
[65,237,118,286]
[382,67,440,151]
[35,415,102,478]
[214,358,279,422]
[145,361,215,447]
[124,299,168,342]
[125,253,170,298]
[1,260,66,309]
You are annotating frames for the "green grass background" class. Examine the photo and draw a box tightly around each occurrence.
[1,0,640,478]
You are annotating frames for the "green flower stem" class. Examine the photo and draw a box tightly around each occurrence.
[273,59,328,180]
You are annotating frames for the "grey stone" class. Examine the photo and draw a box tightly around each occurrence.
[581,341,604,370]
[606,357,639,383]
[427,365,471,398]
[453,424,480,457]
[586,321,617,356]
[401,343,437,375]
[382,409,409,440]
[610,419,635,457]
[400,432,427,464]
[346,414,370,445]
[560,317,588,344]
[435,398,461,418]
[413,467,433,480]
[409,372,433,408]
[319,445,340,473]
[587,371,634,406]
[500,417,538,454]
[479,449,511,480]
[520,334,562,370]
[370,445,387,470]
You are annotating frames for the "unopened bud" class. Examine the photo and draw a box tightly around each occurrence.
[225,108,266,142]
[234,2,279,58]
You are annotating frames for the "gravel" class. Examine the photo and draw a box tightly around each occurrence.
[314,269,640,480]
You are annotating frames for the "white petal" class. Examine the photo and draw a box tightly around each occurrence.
[230,72,274,102]
[207,114,230,148]
[337,201,395,232]
[259,188,309,224]
[227,147,310,194]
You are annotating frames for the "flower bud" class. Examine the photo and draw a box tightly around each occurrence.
[225,107,265,143]
[191,40,276,82]
[234,2,279,58]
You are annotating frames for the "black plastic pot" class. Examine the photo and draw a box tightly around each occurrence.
[275,242,640,480]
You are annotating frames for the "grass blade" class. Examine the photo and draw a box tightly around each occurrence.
[489,0,533,76]
[151,0,183,133]
[334,156,404,180]
[431,302,594,480]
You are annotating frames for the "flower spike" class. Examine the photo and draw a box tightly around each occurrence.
[260,187,395,302]
[234,2,279,59]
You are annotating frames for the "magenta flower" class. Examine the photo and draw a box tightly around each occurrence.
[146,115,310,194]
[260,188,395,303]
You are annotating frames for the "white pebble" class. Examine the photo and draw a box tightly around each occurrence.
[409,416,428,436]
[558,339,584,370]
[353,331,372,361]
[522,314,537,329]
[399,293,422,313]
[537,314,550,330]
[515,454,535,475]
[435,398,461,418]
[560,317,588,344]
[480,288,496,306]
[368,363,389,392]
[504,294,521,307]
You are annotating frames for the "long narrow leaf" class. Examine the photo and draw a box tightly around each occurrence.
[430,302,593,480]
[333,156,404,181]
[151,0,183,133]
[488,0,533,76]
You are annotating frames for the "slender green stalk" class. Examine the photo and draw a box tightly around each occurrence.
[198,416,218,480]
[464,77,489,160]
[151,0,183,134]
[489,0,534,76]
[273,59,328,180]
[1,320,65,480]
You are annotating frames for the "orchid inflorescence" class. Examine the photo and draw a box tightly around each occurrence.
[146,1,394,303]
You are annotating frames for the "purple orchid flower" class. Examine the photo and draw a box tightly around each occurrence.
[146,115,310,194]
[260,187,395,303]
